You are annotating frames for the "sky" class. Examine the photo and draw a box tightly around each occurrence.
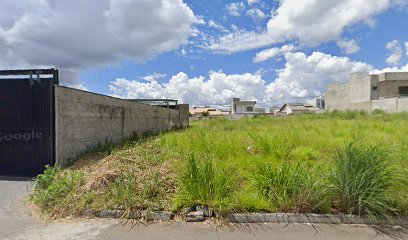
[1,0,408,107]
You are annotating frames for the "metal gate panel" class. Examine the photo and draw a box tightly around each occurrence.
[0,69,58,177]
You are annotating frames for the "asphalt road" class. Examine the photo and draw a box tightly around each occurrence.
[0,178,406,240]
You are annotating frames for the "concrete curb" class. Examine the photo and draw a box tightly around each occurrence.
[79,210,407,226]
[226,213,408,225]
[80,210,174,221]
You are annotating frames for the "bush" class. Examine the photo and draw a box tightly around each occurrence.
[174,155,235,212]
[330,142,401,219]
[254,161,329,213]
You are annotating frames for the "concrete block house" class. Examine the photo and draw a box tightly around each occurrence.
[326,72,408,112]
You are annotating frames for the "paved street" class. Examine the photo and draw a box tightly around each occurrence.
[0,178,406,240]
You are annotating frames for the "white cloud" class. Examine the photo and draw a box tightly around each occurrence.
[371,64,408,74]
[265,52,373,103]
[405,42,408,57]
[385,40,402,65]
[253,44,295,63]
[142,73,167,82]
[210,0,391,53]
[0,0,197,84]
[110,71,265,106]
[68,83,89,91]
[393,0,408,8]
[247,0,259,5]
[226,2,245,16]
[110,51,373,106]
[196,17,206,25]
[337,39,361,54]
[246,8,268,22]
[208,20,229,33]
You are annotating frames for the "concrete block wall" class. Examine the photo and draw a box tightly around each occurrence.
[328,97,408,113]
[348,75,372,103]
[55,86,189,166]
[372,98,397,113]
[397,98,408,112]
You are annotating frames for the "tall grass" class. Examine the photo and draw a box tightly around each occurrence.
[248,132,294,160]
[31,112,408,218]
[174,155,235,213]
[254,161,329,213]
[105,170,169,211]
[330,142,401,219]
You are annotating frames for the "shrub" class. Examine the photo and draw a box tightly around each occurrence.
[254,161,328,213]
[330,142,401,219]
[174,155,235,212]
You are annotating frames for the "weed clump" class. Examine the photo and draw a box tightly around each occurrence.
[174,155,235,213]
[254,162,329,213]
[330,142,402,219]
[31,165,86,217]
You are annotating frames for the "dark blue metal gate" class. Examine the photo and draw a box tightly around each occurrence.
[0,69,58,177]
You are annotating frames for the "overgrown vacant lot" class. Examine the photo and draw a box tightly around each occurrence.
[32,111,408,219]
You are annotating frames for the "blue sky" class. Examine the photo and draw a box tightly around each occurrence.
[1,0,408,106]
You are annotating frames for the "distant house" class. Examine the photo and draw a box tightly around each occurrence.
[270,106,281,115]
[189,107,229,118]
[279,103,318,115]
[231,98,257,114]
[316,96,325,110]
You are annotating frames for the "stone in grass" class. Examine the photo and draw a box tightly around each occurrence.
[145,211,174,221]
[186,211,205,222]
[98,210,124,219]
[182,206,196,215]
[196,206,214,218]
[80,209,96,217]
[128,210,143,219]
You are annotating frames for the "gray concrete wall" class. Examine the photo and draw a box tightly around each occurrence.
[326,74,372,111]
[326,83,348,111]
[398,98,408,112]
[379,80,408,98]
[379,72,408,82]
[372,98,408,113]
[348,74,372,103]
[326,101,373,112]
[55,86,189,166]
[372,98,397,113]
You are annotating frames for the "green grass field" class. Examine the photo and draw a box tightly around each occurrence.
[32,111,408,219]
